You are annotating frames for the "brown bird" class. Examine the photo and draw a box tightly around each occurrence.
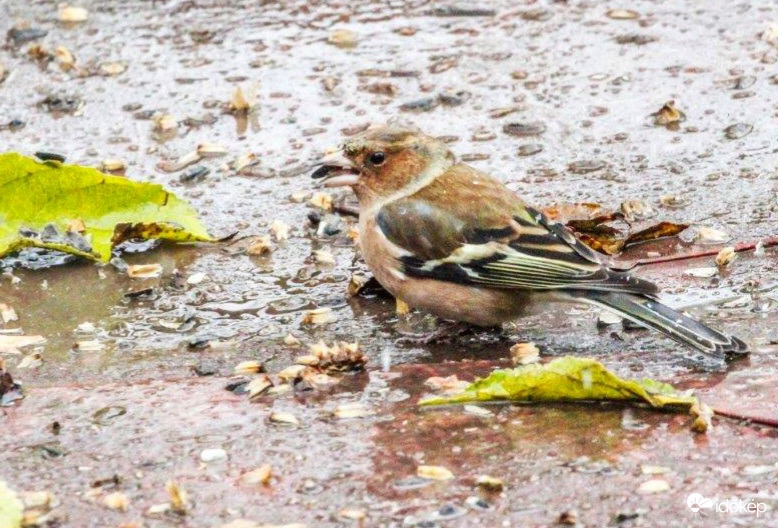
[312,126,748,361]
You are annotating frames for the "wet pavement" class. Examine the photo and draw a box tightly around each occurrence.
[1,0,777,526]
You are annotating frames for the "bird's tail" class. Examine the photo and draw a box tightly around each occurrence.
[577,290,748,359]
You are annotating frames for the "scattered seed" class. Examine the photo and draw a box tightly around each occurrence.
[510,342,540,365]
[153,114,178,132]
[241,464,272,485]
[637,479,670,494]
[0,303,18,323]
[683,267,718,278]
[640,465,670,475]
[522,8,553,21]
[127,263,163,279]
[417,465,454,481]
[723,123,753,140]
[247,375,273,399]
[166,480,189,514]
[620,199,655,222]
[102,491,130,511]
[615,34,657,45]
[233,152,258,172]
[338,508,366,521]
[100,62,127,76]
[55,46,75,70]
[278,364,307,383]
[247,236,273,255]
[301,307,336,325]
[715,246,737,267]
[234,361,263,375]
[59,4,89,22]
[597,311,622,327]
[568,160,606,174]
[424,375,469,393]
[607,9,639,20]
[312,249,335,266]
[517,143,543,156]
[399,97,438,112]
[269,411,300,425]
[76,340,105,351]
[558,510,578,525]
[196,142,227,157]
[503,122,546,137]
[229,86,253,113]
[333,402,374,419]
[309,192,333,211]
[18,353,42,369]
[328,29,357,49]
[283,334,301,346]
[475,475,504,492]
[100,159,126,172]
[695,226,730,244]
[463,404,493,418]
[200,448,227,462]
[659,195,687,208]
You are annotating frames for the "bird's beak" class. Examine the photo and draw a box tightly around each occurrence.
[311,150,360,188]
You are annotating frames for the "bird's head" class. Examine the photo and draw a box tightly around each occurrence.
[312,126,455,204]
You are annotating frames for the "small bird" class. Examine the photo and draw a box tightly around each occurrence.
[312,126,748,360]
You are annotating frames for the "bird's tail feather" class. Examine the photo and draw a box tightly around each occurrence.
[576,290,748,359]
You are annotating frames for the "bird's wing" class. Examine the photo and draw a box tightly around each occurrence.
[375,164,657,295]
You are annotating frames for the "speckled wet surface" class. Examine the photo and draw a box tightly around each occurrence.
[1,1,777,526]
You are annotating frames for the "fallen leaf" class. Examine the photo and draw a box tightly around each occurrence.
[165,480,188,515]
[542,202,688,255]
[421,357,711,432]
[0,153,212,262]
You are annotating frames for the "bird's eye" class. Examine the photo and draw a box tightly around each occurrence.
[368,151,386,166]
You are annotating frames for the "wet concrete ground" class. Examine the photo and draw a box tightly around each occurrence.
[1,0,777,526]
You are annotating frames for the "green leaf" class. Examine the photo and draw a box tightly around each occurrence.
[0,153,213,262]
[0,481,23,528]
[420,357,711,431]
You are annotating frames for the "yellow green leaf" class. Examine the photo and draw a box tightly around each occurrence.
[420,356,710,431]
[0,153,213,262]
[0,481,23,528]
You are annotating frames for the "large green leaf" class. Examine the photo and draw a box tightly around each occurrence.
[421,357,712,431]
[0,153,213,262]
[0,481,23,528]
